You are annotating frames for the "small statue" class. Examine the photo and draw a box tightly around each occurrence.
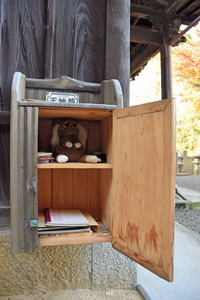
[51,120,101,163]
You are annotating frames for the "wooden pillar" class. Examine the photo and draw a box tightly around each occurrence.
[105,0,130,107]
[161,36,173,99]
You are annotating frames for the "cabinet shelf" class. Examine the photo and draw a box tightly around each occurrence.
[39,231,112,247]
[37,162,112,169]
[38,218,112,247]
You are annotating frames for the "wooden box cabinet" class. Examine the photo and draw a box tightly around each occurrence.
[10,72,175,282]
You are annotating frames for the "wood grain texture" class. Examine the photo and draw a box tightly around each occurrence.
[0,125,10,206]
[72,169,88,211]
[51,169,100,218]
[101,116,113,163]
[0,207,10,229]
[0,112,10,124]
[10,72,39,254]
[45,0,106,83]
[38,119,53,152]
[52,169,73,209]
[131,26,162,45]
[38,163,112,170]
[87,170,100,219]
[39,231,112,247]
[10,72,26,255]
[24,107,38,252]
[38,107,114,120]
[38,169,52,211]
[0,0,46,110]
[0,0,129,110]
[87,121,101,154]
[161,98,175,281]
[26,74,101,90]
[99,169,113,228]
[112,99,175,281]
[105,0,130,106]
[115,98,171,119]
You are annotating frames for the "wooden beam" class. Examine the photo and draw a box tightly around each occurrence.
[170,15,200,45]
[176,0,197,14]
[130,45,160,76]
[132,17,140,27]
[164,0,191,16]
[179,14,199,25]
[130,3,163,19]
[131,26,162,46]
[188,5,200,16]
[161,37,172,99]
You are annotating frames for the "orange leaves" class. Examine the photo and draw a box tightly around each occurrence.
[172,29,200,112]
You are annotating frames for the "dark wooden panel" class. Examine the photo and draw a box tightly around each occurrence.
[105,0,130,107]
[0,0,46,111]
[0,207,10,229]
[45,0,106,83]
[0,125,10,207]
[0,112,10,124]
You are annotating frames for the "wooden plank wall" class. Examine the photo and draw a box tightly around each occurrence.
[0,0,47,111]
[0,0,130,207]
[45,0,106,81]
[0,125,10,206]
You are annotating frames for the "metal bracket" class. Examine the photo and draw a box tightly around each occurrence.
[30,219,38,228]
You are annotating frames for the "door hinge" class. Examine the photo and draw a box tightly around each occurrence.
[30,219,38,228]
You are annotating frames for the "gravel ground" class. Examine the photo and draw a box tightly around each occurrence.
[175,208,200,234]
[175,175,200,234]
[176,175,200,192]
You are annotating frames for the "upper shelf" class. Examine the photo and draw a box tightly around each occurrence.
[38,163,112,169]
[37,106,114,120]
[20,99,118,111]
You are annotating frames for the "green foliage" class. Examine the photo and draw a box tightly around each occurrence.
[176,103,200,155]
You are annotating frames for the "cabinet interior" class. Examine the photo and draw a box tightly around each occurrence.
[37,107,114,244]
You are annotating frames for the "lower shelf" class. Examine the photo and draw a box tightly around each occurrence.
[38,163,112,169]
[38,231,112,247]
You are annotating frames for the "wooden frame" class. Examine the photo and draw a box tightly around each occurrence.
[10,72,175,282]
[112,99,175,281]
[10,72,122,254]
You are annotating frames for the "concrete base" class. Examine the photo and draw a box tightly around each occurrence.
[175,186,200,210]
[0,289,143,300]
[137,222,200,300]
[0,233,137,297]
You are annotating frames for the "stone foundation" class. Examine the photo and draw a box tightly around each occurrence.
[0,232,137,296]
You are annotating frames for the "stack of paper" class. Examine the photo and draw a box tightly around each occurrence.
[38,209,99,236]
[37,152,54,163]
[44,208,89,227]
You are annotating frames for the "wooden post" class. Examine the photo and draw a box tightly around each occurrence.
[161,36,173,99]
[105,0,130,107]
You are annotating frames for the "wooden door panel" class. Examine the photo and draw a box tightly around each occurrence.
[112,99,175,281]
[10,72,39,254]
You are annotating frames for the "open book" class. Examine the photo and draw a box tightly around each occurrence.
[44,208,89,227]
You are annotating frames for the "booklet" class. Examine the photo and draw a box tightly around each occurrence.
[44,208,89,227]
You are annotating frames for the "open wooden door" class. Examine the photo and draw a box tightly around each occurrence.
[10,72,38,254]
[112,99,175,281]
